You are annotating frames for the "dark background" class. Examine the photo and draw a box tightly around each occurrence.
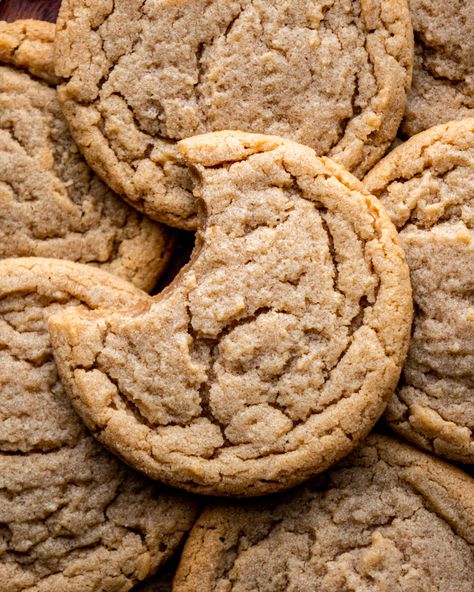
[0,0,61,22]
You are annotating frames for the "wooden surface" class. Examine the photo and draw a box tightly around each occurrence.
[0,0,61,22]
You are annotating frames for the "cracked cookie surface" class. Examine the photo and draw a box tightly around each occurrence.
[49,131,412,496]
[0,20,173,292]
[173,434,474,592]
[0,258,198,592]
[54,0,413,229]
[364,118,474,463]
[402,0,474,137]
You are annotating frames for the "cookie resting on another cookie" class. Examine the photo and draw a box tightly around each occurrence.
[0,258,198,592]
[173,435,474,592]
[0,20,173,292]
[402,0,474,137]
[364,118,474,464]
[54,0,413,229]
[48,131,413,497]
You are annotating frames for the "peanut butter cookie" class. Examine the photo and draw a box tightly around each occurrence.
[55,0,413,229]
[173,435,474,592]
[0,258,198,592]
[0,20,172,292]
[365,118,474,463]
[402,1,474,136]
[49,131,412,496]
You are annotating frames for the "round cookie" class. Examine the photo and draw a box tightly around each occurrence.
[54,0,413,229]
[364,118,474,463]
[402,1,474,137]
[173,434,474,592]
[48,131,413,497]
[0,20,173,292]
[0,258,198,592]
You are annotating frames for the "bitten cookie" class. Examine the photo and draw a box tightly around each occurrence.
[49,131,412,497]
[54,0,413,229]
[0,20,173,292]
[402,1,474,137]
[173,435,474,592]
[0,258,198,592]
[364,118,474,463]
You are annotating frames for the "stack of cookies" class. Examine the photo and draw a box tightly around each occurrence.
[0,1,473,591]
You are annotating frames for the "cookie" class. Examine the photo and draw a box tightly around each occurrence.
[173,434,474,592]
[48,131,413,497]
[0,20,173,292]
[364,118,474,463]
[54,0,413,229]
[401,1,474,137]
[0,258,198,592]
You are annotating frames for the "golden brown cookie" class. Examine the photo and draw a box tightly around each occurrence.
[364,118,474,463]
[48,131,412,497]
[0,257,198,592]
[54,0,413,229]
[0,20,173,292]
[402,1,474,137]
[173,435,474,592]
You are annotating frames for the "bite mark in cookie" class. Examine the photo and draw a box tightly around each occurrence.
[0,258,198,592]
[49,131,412,496]
[54,0,413,228]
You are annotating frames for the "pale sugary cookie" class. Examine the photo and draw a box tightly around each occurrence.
[364,118,474,463]
[54,0,413,229]
[402,1,474,137]
[173,435,474,592]
[0,258,198,592]
[49,131,412,497]
[0,20,173,292]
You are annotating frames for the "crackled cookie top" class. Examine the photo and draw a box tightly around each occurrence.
[54,0,413,229]
[173,435,474,592]
[402,1,474,137]
[0,20,172,292]
[0,258,197,592]
[364,119,474,463]
[49,132,412,496]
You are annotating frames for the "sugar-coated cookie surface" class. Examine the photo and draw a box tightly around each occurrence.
[364,119,474,463]
[173,435,474,592]
[54,0,413,229]
[402,1,474,136]
[0,20,173,292]
[49,131,412,497]
[0,258,198,592]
